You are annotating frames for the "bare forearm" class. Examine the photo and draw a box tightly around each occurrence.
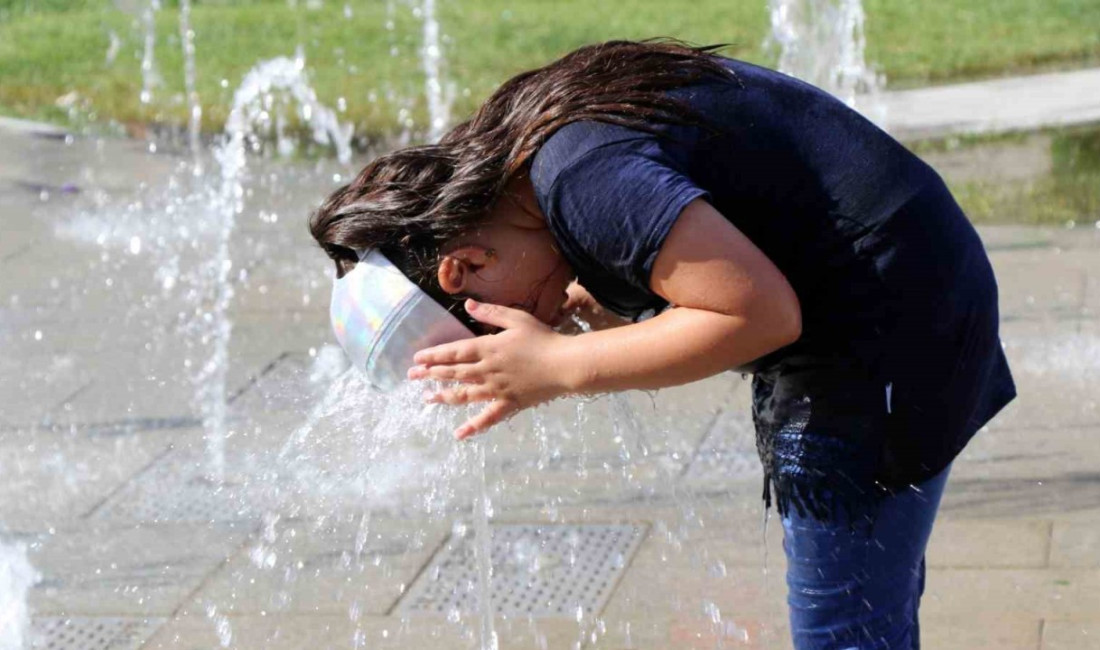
[558,306,796,394]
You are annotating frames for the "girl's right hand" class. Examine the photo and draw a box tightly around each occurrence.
[559,282,628,332]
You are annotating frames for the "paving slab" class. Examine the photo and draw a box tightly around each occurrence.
[955,421,1100,471]
[990,249,1091,322]
[942,462,1100,521]
[0,428,174,532]
[88,446,302,526]
[993,320,1100,431]
[0,240,166,312]
[0,365,90,425]
[681,407,761,487]
[27,522,252,616]
[145,613,585,650]
[919,616,1042,650]
[0,128,178,197]
[494,492,769,544]
[185,515,447,616]
[876,67,1100,140]
[603,563,787,624]
[928,519,1051,569]
[229,250,332,316]
[922,568,1100,620]
[33,348,198,428]
[590,613,1042,650]
[143,614,360,650]
[588,612,784,649]
[1049,521,1100,568]
[1042,619,1100,650]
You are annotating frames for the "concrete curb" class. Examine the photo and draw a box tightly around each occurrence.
[870,67,1100,141]
[0,115,69,139]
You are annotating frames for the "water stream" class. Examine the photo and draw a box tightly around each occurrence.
[140,0,161,106]
[472,441,499,650]
[0,541,37,650]
[199,55,352,480]
[766,0,881,110]
[178,0,203,168]
[418,0,451,143]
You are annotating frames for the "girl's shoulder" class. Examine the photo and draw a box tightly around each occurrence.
[531,121,654,196]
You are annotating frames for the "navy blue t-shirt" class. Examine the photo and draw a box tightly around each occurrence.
[530,57,1016,519]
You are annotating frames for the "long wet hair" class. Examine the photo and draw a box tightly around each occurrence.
[308,38,736,326]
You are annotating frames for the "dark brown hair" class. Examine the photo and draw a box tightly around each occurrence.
[309,38,735,325]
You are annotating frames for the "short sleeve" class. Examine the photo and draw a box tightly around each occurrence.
[537,136,711,293]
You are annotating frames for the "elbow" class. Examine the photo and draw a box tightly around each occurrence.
[783,308,802,346]
[770,294,802,349]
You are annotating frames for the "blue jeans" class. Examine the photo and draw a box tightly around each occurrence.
[782,464,951,650]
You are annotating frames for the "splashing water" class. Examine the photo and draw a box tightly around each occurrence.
[472,441,499,650]
[766,0,882,108]
[179,0,203,167]
[219,56,354,166]
[197,55,353,480]
[0,540,37,650]
[140,0,162,105]
[417,0,452,143]
[275,372,473,513]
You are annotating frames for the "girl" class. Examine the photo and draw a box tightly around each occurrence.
[310,40,1016,649]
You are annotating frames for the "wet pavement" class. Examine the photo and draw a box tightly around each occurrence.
[1,124,1099,650]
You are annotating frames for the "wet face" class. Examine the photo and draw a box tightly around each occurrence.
[436,176,575,327]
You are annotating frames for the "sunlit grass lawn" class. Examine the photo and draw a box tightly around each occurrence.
[1,0,1099,139]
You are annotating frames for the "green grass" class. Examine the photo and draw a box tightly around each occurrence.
[865,0,1100,87]
[921,127,1100,226]
[1,0,1098,140]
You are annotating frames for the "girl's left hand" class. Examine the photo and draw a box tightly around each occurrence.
[408,299,576,440]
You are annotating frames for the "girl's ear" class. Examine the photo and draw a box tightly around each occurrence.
[437,246,494,294]
[437,256,468,294]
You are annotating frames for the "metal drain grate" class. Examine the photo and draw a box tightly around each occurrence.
[89,449,287,524]
[395,523,646,618]
[683,409,760,482]
[31,617,164,650]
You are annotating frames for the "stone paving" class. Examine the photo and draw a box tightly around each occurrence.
[874,67,1100,140]
[1,124,1099,650]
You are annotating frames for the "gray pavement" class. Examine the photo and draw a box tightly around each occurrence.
[1,118,1099,650]
[874,67,1100,140]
